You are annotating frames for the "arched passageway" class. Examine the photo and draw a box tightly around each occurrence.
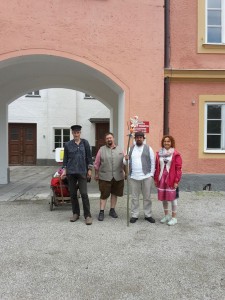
[0,54,126,183]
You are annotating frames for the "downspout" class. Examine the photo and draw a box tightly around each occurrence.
[164,0,170,134]
[164,77,170,135]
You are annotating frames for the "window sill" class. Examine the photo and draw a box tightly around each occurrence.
[25,95,41,98]
[204,150,225,154]
[203,43,225,49]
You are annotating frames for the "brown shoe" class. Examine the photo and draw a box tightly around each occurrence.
[70,214,79,222]
[85,216,92,225]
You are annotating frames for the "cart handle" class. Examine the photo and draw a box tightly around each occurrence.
[59,177,64,203]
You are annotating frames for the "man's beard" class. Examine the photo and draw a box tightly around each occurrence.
[136,140,143,146]
[107,140,113,146]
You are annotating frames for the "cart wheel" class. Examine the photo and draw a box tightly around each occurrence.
[50,196,54,211]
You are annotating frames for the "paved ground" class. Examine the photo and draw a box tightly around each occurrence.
[0,166,225,300]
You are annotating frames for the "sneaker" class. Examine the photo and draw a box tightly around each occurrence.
[160,215,171,224]
[109,208,118,218]
[98,211,104,221]
[85,216,92,225]
[130,217,138,223]
[167,218,177,226]
[144,217,155,223]
[70,214,79,222]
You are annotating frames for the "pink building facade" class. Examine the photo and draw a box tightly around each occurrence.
[164,0,225,189]
[0,0,164,183]
[0,0,224,189]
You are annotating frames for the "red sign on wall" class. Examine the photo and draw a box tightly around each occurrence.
[133,121,150,133]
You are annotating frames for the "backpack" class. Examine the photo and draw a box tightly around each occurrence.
[50,177,70,197]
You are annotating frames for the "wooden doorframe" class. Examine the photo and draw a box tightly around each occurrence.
[8,123,37,166]
[94,122,110,156]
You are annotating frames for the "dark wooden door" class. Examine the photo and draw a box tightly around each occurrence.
[9,123,37,165]
[95,122,109,153]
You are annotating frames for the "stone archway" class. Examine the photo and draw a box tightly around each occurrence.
[0,53,127,183]
[0,1,165,183]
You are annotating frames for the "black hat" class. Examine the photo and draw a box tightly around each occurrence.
[134,131,145,138]
[71,125,82,131]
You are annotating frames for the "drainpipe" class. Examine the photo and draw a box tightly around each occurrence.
[164,77,170,135]
[164,0,170,134]
[164,0,170,68]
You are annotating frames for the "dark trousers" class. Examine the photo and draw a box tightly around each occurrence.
[68,174,91,218]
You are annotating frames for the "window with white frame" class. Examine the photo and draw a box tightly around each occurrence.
[206,0,224,43]
[84,93,95,99]
[205,103,225,151]
[54,128,70,149]
[26,90,40,97]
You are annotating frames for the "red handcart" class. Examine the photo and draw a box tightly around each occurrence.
[49,176,71,211]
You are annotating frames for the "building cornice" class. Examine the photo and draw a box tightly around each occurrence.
[164,69,225,82]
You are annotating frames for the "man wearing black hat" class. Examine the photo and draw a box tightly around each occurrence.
[61,125,93,225]
[125,131,155,224]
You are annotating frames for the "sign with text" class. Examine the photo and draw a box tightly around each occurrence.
[133,121,150,133]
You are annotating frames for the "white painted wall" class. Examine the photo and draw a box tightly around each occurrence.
[8,88,110,161]
[76,91,110,146]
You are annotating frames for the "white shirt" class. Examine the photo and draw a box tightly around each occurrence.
[130,144,155,180]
